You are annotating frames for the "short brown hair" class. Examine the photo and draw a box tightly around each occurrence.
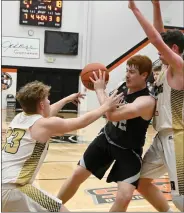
[127,55,152,79]
[16,81,51,114]
[153,65,162,72]
[161,30,184,54]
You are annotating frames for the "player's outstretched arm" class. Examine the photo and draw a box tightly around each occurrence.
[151,0,165,33]
[128,0,183,72]
[106,96,155,121]
[30,90,123,143]
[50,93,85,117]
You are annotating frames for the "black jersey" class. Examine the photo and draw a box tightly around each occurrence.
[104,82,151,149]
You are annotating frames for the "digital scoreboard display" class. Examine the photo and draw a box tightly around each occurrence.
[19,0,62,28]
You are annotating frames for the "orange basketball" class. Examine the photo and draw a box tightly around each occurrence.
[80,63,109,90]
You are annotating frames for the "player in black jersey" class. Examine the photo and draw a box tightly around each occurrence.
[57,55,156,212]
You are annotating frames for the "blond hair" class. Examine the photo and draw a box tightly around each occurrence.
[16,81,51,114]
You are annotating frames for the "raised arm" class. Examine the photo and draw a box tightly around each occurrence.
[151,0,165,33]
[128,0,183,72]
[30,90,123,143]
[106,96,155,122]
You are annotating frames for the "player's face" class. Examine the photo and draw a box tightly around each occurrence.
[158,52,168,65]
[153,71,160,81]
[41,96,51,118]
[125,65,146,88]
[158,43,179,65]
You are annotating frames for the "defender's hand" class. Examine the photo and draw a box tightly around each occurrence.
[66,93,85,106]
[104,90,124,110]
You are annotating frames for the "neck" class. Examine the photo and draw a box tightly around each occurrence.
[128,83,146,94]
[38,111,44,117]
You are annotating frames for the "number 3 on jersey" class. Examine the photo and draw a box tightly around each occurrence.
[2,128,26,154]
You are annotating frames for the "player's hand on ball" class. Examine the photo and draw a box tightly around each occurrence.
[66,92,86,106]
[89,70,107,91]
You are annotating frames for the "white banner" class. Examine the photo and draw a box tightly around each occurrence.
[2,36,40,59]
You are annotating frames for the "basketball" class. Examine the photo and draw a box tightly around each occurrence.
[80,63,109,90]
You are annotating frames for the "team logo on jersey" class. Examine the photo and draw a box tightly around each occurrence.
[86,178,171,204]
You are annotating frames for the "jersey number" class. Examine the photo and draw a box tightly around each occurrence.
[113,120,127,131]
[2,128,26,154]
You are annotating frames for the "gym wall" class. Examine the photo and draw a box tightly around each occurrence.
[2,1,89,109]
[1,1,184,112]
[85,1,184,111]
[2,1,87,69]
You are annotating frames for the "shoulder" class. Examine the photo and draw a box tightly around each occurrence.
[11,112,22,121]
[135,95,156,107]
[30,117,63,142]
[134,96,155,119]
[33,117,61,128]
[137,95,155,101]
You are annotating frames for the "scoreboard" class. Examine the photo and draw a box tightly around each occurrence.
[19,0,62,28]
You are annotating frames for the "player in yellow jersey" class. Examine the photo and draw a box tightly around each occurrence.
[2,80,122,212]
[129,0,184,211]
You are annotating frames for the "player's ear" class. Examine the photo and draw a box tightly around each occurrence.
[38,101,44,111]
[171,44,180,54]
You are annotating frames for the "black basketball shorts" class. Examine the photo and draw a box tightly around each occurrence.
[78,131,142,188]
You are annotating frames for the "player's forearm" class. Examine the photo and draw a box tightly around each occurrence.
[68,104,110,131]
[50,97,68,116]
[153,4,165,33]
[45,103,110,136]
[132,8,162,44]
[95,89,108,105]
[78,104,109,128]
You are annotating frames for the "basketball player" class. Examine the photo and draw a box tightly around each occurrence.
[129,0,184,211]
[57,55,156,212]
[2,80,122,212]
[147,65,162,92]
[152,65,162,84]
